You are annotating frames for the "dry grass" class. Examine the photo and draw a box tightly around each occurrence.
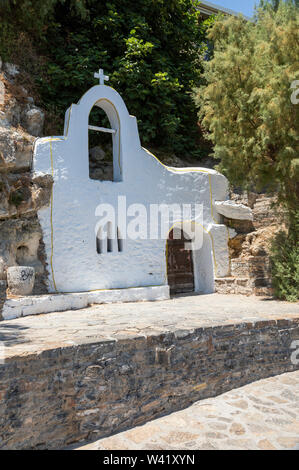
[0,73,28,107]
[8,32,45,105]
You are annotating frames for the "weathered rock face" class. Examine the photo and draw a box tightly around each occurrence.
[89,145,106,163]
[0,172,53,220]
[3,62,20,79]
[0,63,51,303]
[21,105,45,137]
[0,215,49,293]
[0,68,44,135]
[0,127,34,171]
[89,145,113,181]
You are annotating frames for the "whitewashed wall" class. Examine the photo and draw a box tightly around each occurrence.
[33,84,233,295]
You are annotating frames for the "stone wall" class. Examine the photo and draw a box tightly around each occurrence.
[0,62,52,309]
[0,317,298,449]
[216,193,280,296]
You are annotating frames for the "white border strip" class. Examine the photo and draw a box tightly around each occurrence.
[2,286,170,320]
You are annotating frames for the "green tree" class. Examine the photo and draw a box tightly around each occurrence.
[0,0,87,57]
[195,1,299,300]
[0,0,211,157]
[41,0,210,155]
[195,0,299,212]
[258,0,299,11]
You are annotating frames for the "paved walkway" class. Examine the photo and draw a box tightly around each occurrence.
[1,294,299,359]
[76,371,299,451]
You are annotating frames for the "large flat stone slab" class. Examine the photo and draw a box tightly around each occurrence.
[215,200,253,220]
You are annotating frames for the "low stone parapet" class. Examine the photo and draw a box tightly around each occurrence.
[0,294,298,449]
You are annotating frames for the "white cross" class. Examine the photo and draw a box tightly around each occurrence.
[94,68,109,85]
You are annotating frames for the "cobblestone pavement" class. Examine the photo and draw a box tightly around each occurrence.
[1,294,299,359]
[76,371,299,451]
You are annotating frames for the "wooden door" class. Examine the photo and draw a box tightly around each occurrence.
[167,229,194,295]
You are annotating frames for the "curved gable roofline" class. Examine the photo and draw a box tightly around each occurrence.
[64,84,134,141]
[77,84,131,119]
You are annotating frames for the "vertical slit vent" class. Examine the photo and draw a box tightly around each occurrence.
[117,228,123,252]
[107,222,113,252]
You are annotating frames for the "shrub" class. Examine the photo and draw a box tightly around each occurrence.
[0,0,87,59]
[270,212,299,301]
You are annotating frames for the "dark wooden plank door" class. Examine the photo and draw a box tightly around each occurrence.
[167,229,194,295]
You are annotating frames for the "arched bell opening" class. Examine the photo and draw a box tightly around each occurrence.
[88,98,122,182]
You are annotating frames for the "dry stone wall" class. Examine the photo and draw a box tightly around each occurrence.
[0,317,298,449]
[215,192,280,296]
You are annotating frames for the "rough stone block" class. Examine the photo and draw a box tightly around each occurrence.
[224,217,255,234]
[21,105,45,137]
[215,200,253,220]
[231,260,250,277]
[7,266,35,296]
[0,127,34,172]
[0,214,48,295]
[0,81,4,106]
[3,63,19,78]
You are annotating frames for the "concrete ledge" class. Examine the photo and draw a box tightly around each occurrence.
[2,285,170,320]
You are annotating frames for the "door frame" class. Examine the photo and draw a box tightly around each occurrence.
[167,228,195,294]
[166,222,215,295]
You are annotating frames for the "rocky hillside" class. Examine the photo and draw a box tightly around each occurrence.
[0,61,53,314]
